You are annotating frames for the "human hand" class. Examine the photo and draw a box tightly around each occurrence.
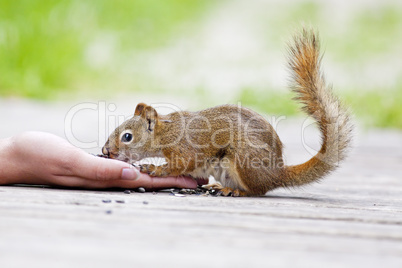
[0,131,200,190]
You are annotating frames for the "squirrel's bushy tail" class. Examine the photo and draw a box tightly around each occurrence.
[280,28,353,187]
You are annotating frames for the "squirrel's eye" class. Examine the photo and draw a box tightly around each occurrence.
[121,133,133,143]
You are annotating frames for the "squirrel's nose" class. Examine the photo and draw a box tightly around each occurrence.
[102,146,109,156]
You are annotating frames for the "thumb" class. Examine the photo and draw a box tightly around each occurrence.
[74,153,141,181]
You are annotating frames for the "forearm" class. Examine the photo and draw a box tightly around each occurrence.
[0,132,140,187]
[0,132,199,189]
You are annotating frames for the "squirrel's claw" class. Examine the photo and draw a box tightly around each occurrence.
[217,187,247,197]
[217,187,233,197]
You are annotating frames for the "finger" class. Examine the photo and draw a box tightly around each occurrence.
[80,173,197,189]
[51,173,197,190]
[133,174,198,189]
[49,175,114,188]
[195,178,209,185]
[72,153,140,181]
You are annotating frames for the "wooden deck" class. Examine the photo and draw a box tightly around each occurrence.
[1,99,402,267]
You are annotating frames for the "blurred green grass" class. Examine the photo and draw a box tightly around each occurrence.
[0,0,212,98]
[1,0,401,129]
[239,85,402,129]
[241,2,402,129]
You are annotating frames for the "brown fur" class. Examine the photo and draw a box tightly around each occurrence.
[102,28,353,197]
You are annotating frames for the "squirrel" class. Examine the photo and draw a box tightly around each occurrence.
[102,28,353,197]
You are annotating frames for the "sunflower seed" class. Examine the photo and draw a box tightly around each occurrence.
[137,187,146,193]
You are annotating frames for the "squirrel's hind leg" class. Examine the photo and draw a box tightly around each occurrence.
[217,187,248,197]
[213,162,251,197]
[202,180,248,197]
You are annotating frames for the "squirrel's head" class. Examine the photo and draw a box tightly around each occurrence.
[102,103,161,163]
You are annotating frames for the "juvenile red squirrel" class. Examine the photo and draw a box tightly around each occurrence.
[102,28,353,196]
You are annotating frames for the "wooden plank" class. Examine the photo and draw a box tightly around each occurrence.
[1,100,402,267]
[1,163,402,268]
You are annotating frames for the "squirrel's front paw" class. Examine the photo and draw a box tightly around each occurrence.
[139,164,170,177]
[139,164,157,176]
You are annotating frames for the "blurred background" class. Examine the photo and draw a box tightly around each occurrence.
[1,0,401,131]
[2,2,402,266]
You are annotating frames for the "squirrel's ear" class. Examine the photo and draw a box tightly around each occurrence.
[143,106,158,132]
[134,103,147,116]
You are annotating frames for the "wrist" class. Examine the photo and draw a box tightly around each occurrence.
[0,137,15,184]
